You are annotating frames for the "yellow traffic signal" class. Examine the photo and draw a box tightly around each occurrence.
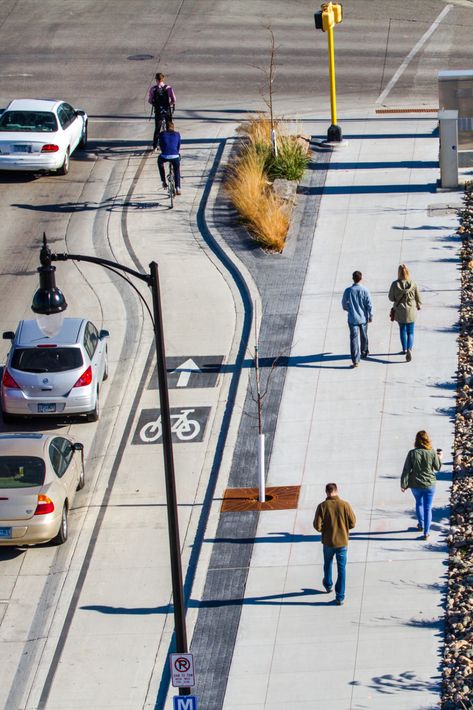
[322,4,334,31]
[333,3,343,24]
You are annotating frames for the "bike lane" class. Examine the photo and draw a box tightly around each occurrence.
[25,123,256,709]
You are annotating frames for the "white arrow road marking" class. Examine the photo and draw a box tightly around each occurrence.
[171,358,202,387]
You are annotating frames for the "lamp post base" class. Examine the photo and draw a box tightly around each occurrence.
[327,124,342,142]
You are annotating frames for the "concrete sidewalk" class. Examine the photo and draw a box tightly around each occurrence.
[222,117,461,710]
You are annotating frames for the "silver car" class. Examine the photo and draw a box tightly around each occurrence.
[0,432,84,546]
[1,318,109,423]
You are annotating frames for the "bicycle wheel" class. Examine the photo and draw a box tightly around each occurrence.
[168,164,175,209]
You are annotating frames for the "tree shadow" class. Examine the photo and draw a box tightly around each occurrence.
[349,670,441,698]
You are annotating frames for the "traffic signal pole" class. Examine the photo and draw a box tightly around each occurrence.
[326,22,341,141]
[314,2,343,142]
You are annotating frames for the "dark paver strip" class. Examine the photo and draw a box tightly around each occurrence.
[190,140,330,709]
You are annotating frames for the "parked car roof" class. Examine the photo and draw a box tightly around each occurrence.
[0,432,50,455]
[14,318,84,346]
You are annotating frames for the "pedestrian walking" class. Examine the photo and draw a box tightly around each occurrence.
[147,72,176,151]
[388,264,422,362]
[341,270,373,368]
[313,483,356,605]
[401,430,442,540]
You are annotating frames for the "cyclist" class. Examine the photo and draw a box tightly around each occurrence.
[148,72,176,151]
[157,120,181,195]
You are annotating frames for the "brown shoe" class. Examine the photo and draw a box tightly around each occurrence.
[406,349,412,362]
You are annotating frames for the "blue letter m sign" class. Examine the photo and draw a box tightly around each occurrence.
[173,696,197,710]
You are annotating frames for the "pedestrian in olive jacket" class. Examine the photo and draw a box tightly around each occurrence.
[314,483,356,605]
[388,264,422,362]
[401,430,442,540]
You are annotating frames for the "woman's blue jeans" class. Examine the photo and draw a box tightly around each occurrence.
[399,322,414,351]
[411,486,435,535]
[323,546,347,602]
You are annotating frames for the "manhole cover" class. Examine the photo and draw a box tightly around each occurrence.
[127,54,154,61]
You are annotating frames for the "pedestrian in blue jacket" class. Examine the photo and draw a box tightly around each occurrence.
[341,271,373,368]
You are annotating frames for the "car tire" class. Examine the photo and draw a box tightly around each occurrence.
[76,465,85,491]
[57,149,70,175]
[103,354,109,381]
[86,390,99,422]
[78,121,88,149]
[53,505,68,545]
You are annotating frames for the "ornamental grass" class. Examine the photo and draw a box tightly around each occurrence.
[227,114,309,251]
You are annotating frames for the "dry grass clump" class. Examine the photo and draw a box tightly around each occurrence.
[226,144,289,252]
[227,114,307,251]
[237,113,280,145]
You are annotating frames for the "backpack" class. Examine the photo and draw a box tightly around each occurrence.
[153,84,171,112]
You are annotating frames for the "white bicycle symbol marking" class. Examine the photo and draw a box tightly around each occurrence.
[139,408,201,443]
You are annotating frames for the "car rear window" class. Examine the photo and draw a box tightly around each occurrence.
[11,347,83,373]
[0,456,45,488]
[0,111,58,132]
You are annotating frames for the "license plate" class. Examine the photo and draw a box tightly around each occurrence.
[38,403,56,413]
[13,145,31,153]
[0,527,12,539]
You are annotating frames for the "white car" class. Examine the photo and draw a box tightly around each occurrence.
[0,98,88,174]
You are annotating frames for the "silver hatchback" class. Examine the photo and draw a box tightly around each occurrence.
[1,318,109,423]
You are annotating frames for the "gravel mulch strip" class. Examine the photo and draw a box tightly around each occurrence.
[442,181,473,710]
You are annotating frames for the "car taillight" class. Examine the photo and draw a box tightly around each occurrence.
[41,144,59,153]
[2,368,20,389]
[73,365,92,388]
[34,495,54,515]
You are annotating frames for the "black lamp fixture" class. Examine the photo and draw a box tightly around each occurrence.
[31,233,68,337]
[31,233,190,697]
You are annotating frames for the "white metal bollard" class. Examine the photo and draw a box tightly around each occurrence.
[258,433,265,503]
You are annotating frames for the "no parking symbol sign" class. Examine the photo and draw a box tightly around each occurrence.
[170,652,195,687]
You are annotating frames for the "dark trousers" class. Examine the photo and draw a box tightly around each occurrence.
[158,156,181,189]
[152,110,171,149]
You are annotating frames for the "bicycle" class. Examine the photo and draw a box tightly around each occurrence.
[166,161,176,208]
[156,107,170,134]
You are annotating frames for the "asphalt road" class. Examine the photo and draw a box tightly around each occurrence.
[0,1,472,708]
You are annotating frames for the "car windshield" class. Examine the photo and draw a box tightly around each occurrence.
[0,111,58,132]
[0,456,45,488]
[11,347,83,373]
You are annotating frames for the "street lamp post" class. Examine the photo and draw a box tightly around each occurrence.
[31,234,190,695]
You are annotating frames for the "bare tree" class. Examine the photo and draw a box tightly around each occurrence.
[251,25,279,156]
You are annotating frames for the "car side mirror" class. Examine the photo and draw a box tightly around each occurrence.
[2,331,14,340]
[73,442,84,451]
[99,329,109,339]
[75,110,86,117]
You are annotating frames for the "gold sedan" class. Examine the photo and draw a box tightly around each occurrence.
[0,432,84,545]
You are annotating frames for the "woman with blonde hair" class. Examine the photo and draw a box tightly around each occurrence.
[388,264,422,361]
[400,430,442,540]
